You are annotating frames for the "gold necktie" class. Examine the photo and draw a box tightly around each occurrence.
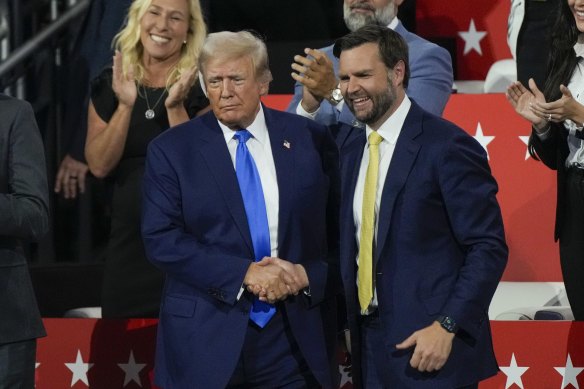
[358,131,384,313]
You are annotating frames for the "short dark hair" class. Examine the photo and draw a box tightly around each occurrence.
[333,24,409,88]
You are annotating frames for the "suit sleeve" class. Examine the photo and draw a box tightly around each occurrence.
[302,124,341,306]
[528,125,565,171]
[438,132,508,339]
[0,101,49,241]
[407,44,453,116]
[286,80,339,126]
[141,140,251,305]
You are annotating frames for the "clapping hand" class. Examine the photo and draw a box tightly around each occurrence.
[530,84,584,127]
[291,48,338,113]
[166,67,198,109]
[112,50,137,108]
[506,78,548,132]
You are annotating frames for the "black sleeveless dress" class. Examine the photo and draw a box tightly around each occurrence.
[91,68,208,318]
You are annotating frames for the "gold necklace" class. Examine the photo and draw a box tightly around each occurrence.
[141,84,167,120]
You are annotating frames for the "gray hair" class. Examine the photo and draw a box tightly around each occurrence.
[198,30,273,84]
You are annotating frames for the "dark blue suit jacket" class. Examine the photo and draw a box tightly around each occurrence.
[142,107,340,389]
[338,102,508,388]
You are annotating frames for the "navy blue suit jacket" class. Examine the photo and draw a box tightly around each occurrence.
[338,102,508,388]
[142,107,340,389]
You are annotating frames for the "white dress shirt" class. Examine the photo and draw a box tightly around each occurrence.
[537,34,584,167]
[353,96,411,310]
[565,35,584,167]
[218,105,280,258]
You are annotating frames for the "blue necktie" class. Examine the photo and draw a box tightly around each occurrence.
[233,129,276,328]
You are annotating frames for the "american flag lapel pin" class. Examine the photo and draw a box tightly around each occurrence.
[283,140,291,149]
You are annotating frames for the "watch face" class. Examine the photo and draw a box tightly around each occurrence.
[438,316,458,333]
[332,88,343,102]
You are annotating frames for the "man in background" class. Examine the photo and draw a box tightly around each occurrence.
[0,94,49,387]
[287,0,453,128]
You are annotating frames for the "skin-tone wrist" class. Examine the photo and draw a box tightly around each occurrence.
[300,88,323,113]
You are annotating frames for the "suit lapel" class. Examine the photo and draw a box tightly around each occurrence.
[264,107,294,253]
[197,113,254,256]
[375,105,422,264]
[340,130,366,286]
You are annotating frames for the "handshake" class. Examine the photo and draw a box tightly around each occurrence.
[243,257,309,304]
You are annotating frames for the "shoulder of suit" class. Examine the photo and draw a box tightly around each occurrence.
[0,94,31,117]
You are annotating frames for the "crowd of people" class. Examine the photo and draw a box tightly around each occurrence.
[4,0,584,387]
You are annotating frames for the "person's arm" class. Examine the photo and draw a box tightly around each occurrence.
[506,79,561,169]
[0,100,49,240]
[436,132,508,337]
[287,48,339,126]
[54,154,89,199]
[85,52,135,178]
[165,67,199,127]
[142,138,295,304]
[396,130,507,372]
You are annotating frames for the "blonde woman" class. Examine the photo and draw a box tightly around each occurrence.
[85,0,208,318]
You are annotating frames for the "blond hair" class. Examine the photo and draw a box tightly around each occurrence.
[198,30,273,85]
[113,0,207,88]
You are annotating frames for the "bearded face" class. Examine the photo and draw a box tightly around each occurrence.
[343,0,397,32]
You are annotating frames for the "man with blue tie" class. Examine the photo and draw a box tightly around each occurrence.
[141,31,340,389]
[334,25,508,388]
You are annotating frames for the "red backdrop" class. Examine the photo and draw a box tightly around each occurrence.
[36,319,584,388]
[262,94,560,282]
[416,0,512,80]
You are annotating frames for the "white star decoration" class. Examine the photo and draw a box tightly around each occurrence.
[473,122,495,159]
[339,364,352,387]
[458,19,487,55]
[500,353,529,389]
[118,350,147,387]
[64,350,93,387]
[519,136,531,160]
[555,354,584,389]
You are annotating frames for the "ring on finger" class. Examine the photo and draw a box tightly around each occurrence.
[547,113,552,121]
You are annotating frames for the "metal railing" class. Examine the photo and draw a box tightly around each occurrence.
[0,0,89,95]
[0,0,95,264]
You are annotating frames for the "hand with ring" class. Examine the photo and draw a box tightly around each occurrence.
[54,154,89,199]
[506,78,548,132]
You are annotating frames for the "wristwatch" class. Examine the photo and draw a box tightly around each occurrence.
[436,315,458,334]
[328,84,343,105]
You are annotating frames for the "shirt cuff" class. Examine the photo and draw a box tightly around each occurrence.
[237,285,245,300]
[296,100,320,119]
[535,125,552,140]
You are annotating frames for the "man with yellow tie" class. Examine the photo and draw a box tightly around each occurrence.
[333,25,508,389]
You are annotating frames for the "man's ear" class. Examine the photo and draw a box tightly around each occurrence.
[259,80,270,96]
[391,60,406,87]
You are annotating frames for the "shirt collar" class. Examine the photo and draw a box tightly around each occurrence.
[388,17,399,30]
[574,34,584,58]
[365,95,411,145]
[219,104,268,145]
